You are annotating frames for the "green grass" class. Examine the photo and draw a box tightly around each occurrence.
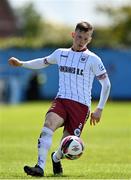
[0,101,131,179]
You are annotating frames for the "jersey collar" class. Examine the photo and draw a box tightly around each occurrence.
[71,47,87,52]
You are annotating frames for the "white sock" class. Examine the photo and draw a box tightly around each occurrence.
[37,127,53,169]
[53,146,63,163]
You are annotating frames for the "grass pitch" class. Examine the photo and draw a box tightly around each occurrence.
[0,101,131,179]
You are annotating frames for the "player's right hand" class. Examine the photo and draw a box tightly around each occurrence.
[8,57,23,67]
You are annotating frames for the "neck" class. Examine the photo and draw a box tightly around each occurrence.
[71,47,87,52]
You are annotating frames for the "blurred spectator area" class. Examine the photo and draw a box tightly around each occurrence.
[0,0,18,37]
[0,48,131,104]
[0,48,58,104]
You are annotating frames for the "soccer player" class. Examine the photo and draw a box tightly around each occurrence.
[8,21,111,177]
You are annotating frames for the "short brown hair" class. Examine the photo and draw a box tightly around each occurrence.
[75,21,94,34]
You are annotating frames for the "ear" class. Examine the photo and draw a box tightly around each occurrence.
[88,37,92,44]
[71,32,75,38]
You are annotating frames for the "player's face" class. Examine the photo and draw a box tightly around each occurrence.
[72,30,92,51]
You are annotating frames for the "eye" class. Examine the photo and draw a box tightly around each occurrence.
[78,35,82,39]
[84,38,88,41]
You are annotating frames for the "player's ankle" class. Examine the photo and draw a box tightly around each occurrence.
[52,152,61,163]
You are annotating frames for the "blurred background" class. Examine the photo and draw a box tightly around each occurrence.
[0,0,131,104]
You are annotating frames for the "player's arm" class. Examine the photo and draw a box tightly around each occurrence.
[8,57,23,66]
[8,49,59,69]
[90,73,111,126]
[8,57,51,69]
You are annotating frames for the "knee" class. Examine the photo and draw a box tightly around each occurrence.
[44,119,53,129]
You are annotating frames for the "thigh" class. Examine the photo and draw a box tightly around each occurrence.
[45,98,67,131]
[61,129,70,140]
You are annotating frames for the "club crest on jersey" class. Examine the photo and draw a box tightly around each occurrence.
[80,56,88,63]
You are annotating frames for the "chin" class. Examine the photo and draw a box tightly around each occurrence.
[77,47,83,50]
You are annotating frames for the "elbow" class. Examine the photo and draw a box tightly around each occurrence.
[107,80,111,89]
[100,77,111,93]
[106,80,111,93]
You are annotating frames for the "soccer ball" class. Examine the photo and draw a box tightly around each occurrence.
[60,135,84,160]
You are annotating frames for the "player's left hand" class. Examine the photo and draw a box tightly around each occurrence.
[90,108,102,126]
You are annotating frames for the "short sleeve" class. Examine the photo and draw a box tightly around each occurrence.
[92,56,106,76]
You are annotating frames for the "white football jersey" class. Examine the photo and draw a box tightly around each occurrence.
[46,48,106,107]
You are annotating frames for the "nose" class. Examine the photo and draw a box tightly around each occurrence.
[80,39,84,45]
[80,42,84,47]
